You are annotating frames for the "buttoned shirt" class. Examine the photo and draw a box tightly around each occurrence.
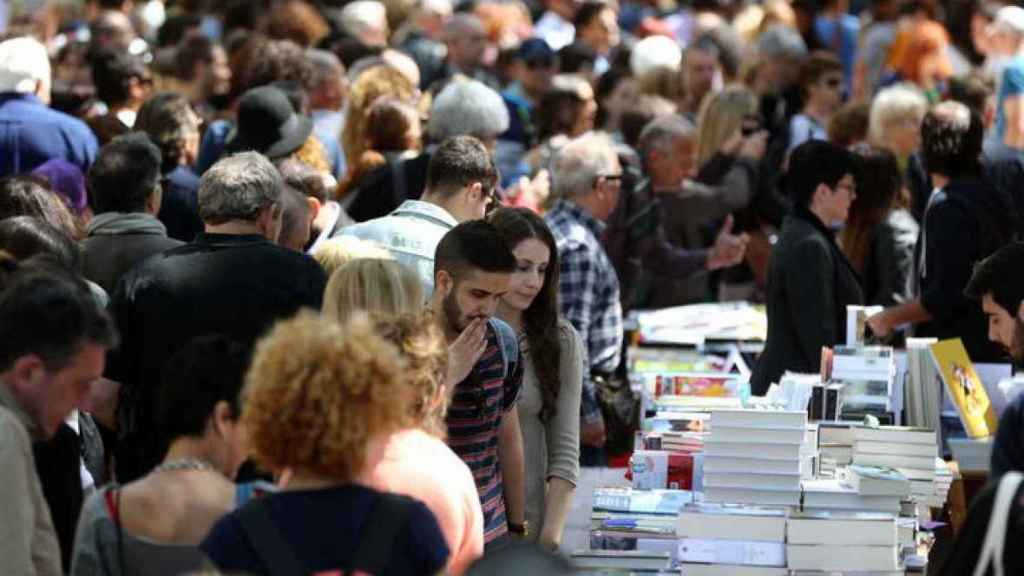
[545,200,623,424]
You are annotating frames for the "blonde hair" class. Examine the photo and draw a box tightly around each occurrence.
[372,312,449,437]
[341,65,417,188]
[313,236,392,277]
[868,83,928,145]
[243,311,415,481]
[322,258,424,324]
[695,85,759,167]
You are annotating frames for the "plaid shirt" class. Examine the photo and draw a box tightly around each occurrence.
[545,200,623,425]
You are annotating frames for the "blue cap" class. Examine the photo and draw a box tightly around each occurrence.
[519,38,555,63]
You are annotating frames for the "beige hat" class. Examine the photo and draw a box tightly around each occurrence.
[0,37,50,94]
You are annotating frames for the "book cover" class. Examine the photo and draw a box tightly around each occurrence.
[787,511,898,546]
[702,455,803,475]
[787,544,899,571]
[853,426,936,445]
[930,339,998,438]
[855,440,938,458]
[677,503,787,541]
[704,486,801,507]
[709,409,808,429]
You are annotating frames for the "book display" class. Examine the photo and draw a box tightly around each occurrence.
[568,332,980,575]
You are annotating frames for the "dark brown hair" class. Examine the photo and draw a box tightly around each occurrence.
[488,207,563,420]
[840,144,906,273]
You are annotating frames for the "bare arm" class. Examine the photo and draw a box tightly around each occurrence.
[539,478,575,551]
[867,298,932,338]
[499,408,526,527]
[1004,94,1024,149]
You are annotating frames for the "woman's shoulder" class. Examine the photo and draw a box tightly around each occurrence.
[556,318,582,347]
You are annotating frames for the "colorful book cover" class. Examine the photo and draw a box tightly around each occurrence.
[930,339,998,438]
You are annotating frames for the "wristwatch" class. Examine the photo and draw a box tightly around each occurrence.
[508,520,530,536]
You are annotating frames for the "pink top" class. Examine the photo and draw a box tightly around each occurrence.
[358,428,484,575]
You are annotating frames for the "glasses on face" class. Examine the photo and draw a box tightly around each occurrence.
[595,173,624,187]
[821,76,842,89]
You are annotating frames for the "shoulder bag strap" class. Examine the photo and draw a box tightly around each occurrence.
[972,471,1024,576]
[235,499,307,576]
[489,318,520,382]
[348,493,417,574]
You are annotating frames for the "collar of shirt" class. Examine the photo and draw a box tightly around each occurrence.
[0,383,44,442]
[392,200,459,229]
[550,199,605,238]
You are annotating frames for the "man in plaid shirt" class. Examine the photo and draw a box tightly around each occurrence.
[544,133,624,466]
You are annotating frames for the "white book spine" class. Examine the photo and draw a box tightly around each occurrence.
[677,538,787,567]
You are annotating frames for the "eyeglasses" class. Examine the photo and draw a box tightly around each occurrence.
[822,77,842,89]
[595,173,624,186]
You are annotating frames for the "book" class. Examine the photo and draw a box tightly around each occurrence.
[703,472,802,491]
[848,465,911,497]
[853,426,936,445]
[702,455,802,475]
[786,510,898,546]
[801,479,901,512]
[679,564,788,576]
[677,538,787,567]
[787,544,899,571]
[676,503,788,541]
[818,423,857,445]
[704,486,801,507]
[642,411,709,433]
[710,409,808,429]
[628,450,694,490]
[846,305,885,346]
[569,550,671,571]
[708,425,807,445]
[930,339,998,438]
[703,441,803,460]
[852,452,937,471]
[949,436,993,472]
[592,488,691,515]
[855,440,938,458]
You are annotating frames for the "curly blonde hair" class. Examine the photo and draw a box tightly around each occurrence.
[242,311,416,481]
[372,312,450,437]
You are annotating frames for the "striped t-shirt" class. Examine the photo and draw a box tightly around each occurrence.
[446,322,523,543]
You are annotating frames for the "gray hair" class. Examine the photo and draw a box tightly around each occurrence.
[427,79,509,141]
[551,132,618,200]
[339,1,388,40]
[638,114,695,161]
[757,25,807,60]
[869,83,928,143]
[306,49,344,89]
[199,152,284,224]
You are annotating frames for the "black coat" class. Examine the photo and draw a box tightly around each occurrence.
[751,210,865,395]
[107,233,327,481]
[81,231,183,296]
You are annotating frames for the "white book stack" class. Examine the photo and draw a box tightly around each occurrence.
[786,511,901,573]
[929,458,954,509]
[831,346,895,415]
[818,423,857,477]
[852,427,938,505]
[801,478,902,514]
[676,503,788,576]
[702,410,808,508]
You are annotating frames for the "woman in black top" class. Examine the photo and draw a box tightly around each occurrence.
[751,140,864,395]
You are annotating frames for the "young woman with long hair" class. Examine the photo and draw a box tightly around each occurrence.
[488,207,583,551]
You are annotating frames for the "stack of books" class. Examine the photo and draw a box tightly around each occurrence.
[592,487,692,516]
[676,503,788,576]
[847,464,911,499]
[703,410,807,508]
[786,511,901,573]
[801,478,902,514]
[589,488,691,561]
[852,427,938,506]
[930,458,954,509]
[818,423,856,477]
[570,550,672,572]
[829,346,895,418]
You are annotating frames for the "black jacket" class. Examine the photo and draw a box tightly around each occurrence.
[751,209,865,395]
[80,216,184,295]
[345,153,430,222]
[108,233,327,481]
[915,175,1016,362]
[861,209,919,307]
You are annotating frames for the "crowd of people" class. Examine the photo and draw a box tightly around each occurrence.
[3,0,1024,574]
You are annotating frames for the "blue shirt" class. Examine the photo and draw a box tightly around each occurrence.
[814,14,860,90]
[0,93,98,177]
[996,56,1024,143]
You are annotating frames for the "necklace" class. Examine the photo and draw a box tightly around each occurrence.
[151,457,217,474]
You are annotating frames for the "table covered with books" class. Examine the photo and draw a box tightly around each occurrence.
[562,302,1024,574]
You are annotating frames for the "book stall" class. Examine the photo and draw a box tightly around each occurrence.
[562,303,1024,574]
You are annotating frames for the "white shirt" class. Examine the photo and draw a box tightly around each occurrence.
[534,11,575,51]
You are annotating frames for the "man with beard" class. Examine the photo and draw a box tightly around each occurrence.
[965,242,1024,477]
[430,220,526,551]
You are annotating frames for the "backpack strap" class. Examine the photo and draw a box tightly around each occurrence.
[348,493,418,574]
[489,317,520,382]
[972,471,1024,576]
[234,498,307,576]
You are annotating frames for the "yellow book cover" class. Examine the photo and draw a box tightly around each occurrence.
[930,339,998,438]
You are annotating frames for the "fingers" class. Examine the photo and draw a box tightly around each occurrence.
[718,214,735,238]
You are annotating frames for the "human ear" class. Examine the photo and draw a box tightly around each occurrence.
[212,401,233,437]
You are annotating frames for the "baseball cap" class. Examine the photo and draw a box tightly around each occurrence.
[0,37,50,94]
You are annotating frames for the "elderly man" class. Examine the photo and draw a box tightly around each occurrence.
[108,152,326,482]
[543,133,623,465]
[680,38,724,121]
[347,78,509,222]
[0,263,118,576]
[0,36,98,176]
[611,114,752,310]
